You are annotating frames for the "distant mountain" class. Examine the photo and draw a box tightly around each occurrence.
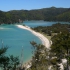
[56,8,70,21]
[0,7,70,24]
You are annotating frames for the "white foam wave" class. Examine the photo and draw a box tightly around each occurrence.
[0,27,12,30]
[0,27,4,29]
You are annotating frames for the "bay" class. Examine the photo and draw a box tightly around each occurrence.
[0,21,70,64]
[0,24,42,64]
[23,21,70,27]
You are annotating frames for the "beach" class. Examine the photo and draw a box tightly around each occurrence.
[16,25,50,49]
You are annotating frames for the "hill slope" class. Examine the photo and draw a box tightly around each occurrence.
[0,7,69,24]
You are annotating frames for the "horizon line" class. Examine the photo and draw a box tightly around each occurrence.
[0,6,70,12]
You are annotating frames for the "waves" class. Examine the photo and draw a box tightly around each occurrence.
[0,27,12,30]
[0,27,4,29]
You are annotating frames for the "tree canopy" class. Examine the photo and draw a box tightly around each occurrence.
[0,47,20,70]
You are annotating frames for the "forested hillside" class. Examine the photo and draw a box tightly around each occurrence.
[0,7,70,24]
[28,23,70,70]
[56,9,70,21]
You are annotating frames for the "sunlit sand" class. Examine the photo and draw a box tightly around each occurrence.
[16,25,50,49]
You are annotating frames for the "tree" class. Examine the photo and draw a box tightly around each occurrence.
[51,32,70,70]
[0,47,20,70]
[29,41,51,70]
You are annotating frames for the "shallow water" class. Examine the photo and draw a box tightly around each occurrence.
[0,24,42,64]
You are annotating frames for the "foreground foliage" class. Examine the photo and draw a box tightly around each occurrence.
[0,47,20,70]
[28,23,70,70]
[51,32,70,69]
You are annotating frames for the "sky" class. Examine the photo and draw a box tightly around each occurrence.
[0,0,70,11]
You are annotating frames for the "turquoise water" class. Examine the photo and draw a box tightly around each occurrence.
[0,21,70,64]
[0,24,42,64]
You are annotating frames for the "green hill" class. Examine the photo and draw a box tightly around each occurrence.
[0,7,70,24]
[56,9,70,21]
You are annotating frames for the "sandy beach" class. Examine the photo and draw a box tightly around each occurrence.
[16,25,50,49]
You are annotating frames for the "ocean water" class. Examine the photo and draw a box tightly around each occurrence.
[0,21,70,64]
[0,24,42,64]
[23,21,70,27]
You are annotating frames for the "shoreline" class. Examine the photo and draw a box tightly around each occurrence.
[16,24,51,68]
[16,25,50,49]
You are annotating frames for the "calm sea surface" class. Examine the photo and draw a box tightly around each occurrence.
[23,21,70,27]
[0,21,70,64]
